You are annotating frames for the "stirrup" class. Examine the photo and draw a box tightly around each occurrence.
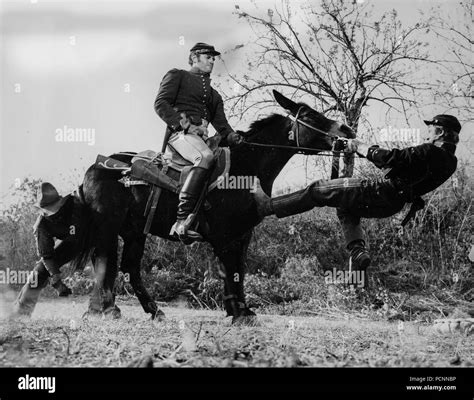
[170,219,203,243]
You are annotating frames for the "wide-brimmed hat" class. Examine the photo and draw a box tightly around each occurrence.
[424,114,461,133]
[190,42,221,56]
[35,182,67,216]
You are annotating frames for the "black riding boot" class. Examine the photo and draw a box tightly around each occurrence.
[347,239,371,271]
[170,166,209,241]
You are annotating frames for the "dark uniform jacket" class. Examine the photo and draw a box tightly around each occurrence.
[367,142,457,200]
[33,194,84,260]
[154,67,233,144]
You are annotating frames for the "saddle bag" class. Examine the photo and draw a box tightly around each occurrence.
[130,159,180,194]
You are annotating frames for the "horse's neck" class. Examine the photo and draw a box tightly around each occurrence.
[230,116,295,194]
[258,150,294,192]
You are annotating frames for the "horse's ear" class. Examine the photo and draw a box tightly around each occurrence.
[273,90,299,115]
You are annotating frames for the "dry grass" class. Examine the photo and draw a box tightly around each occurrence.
[1,295,472,368]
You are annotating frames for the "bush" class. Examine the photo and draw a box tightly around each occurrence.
[2,166,472,318]
[63,270,95,295]
[365,164,473,301]
[248,211,347,276]
[0,178,42,275]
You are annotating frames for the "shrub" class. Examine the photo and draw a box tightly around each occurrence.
[2,166,472,318]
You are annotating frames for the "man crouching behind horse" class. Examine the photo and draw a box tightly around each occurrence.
[11,183,89,317]
[154,42,243,242]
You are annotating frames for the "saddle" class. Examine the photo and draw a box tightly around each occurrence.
[95,147,230,235]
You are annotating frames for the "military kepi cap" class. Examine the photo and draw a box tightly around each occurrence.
[190,42,221,56]
[424,114,461,133]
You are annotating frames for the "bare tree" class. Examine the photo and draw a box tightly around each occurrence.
[222,0,437,177]
[429,0,472,121]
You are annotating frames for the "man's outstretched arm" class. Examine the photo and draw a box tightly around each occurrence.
[347,139,432,170]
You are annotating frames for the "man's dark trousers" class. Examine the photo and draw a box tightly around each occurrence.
[272,177,407,246]
[14,238,77,316]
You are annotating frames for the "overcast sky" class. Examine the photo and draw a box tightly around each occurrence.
[0,0,472,205]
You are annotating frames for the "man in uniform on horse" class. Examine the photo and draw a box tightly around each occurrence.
[253,114,461,272]
[154,42,243,241]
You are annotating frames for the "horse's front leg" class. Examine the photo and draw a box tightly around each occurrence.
[88,238,121,319]
[215,229,256,325]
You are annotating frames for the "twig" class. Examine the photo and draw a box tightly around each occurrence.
[301,309,319,315]
[123,285,134,298]
[195,322,204,345]
[431,293,445,306]
[210,297,219,309]
[395,293,409,311]
[325,349,339,360]
[452,200,472,267]
[59,327,70,356]
[437,307,448,318]
[167,343,183,360]
[185,290,210,310]
[248,293,273,305]
[220,328,232,338]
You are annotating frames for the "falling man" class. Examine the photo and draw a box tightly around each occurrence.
[253,115,462,275]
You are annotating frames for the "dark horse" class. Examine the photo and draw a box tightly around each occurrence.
[73,90,354,323]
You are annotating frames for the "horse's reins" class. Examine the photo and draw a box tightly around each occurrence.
[241,106,351,156]
[119,107,351,159]
[239,142,346,156]
[118,107,348,157]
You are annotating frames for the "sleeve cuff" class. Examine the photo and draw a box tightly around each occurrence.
[366,145,380,162]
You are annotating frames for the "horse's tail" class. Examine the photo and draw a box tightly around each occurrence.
[69,184,97,272]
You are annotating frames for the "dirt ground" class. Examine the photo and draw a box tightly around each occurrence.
[0,294,472,368]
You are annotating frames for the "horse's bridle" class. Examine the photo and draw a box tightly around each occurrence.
[288,106,342,146]
[242,106,348,156]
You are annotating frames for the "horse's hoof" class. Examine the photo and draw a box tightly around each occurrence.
[151,309,166,321]
[82,309,102,320]
[147,302,165,321]
[103,306,121,319]
[57,285,73,297]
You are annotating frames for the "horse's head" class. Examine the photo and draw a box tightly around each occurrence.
[273,90,355,152]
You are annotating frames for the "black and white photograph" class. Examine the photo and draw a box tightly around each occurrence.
[0,0,472,395]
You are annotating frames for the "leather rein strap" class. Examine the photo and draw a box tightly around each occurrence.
[242,107,349,158]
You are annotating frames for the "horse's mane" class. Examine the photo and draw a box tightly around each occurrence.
[242,103,311,138]
[241,113,289,138]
